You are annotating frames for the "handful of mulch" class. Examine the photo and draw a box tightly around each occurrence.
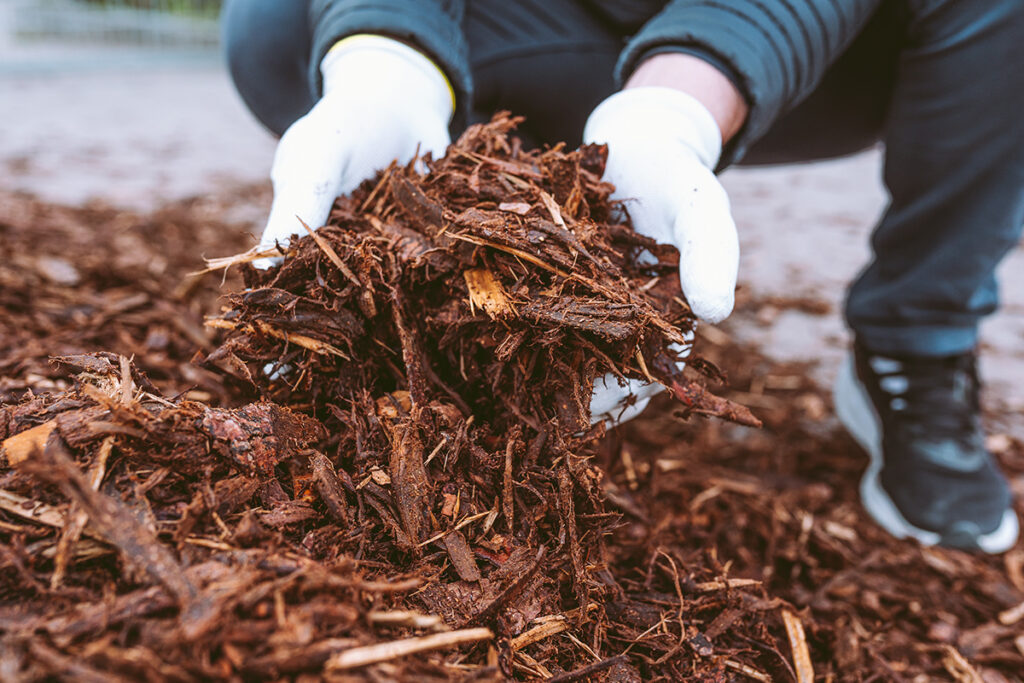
[207,114,756,432]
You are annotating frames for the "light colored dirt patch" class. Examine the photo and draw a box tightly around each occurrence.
[0,66,275,210]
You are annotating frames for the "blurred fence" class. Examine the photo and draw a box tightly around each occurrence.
[10,0,221,46]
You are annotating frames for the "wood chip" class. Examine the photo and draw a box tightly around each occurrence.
[204,318,350,359]
[418,511,491,548]
[538,190,567,228]
[0,487,79,532]
[326,627,493,671]
[997,599,1024,626]
[498,202,531,215]
[694,578,761,592]
[443,530,482,583]
[367,610,447,631]
[781,609,814,683]
[724,658,772,682]
[464,268,515,319]
[510,617,569,650]
[2,421,56,466]
[941,645,985,683]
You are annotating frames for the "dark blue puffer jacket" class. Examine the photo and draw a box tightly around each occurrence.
[307,0,880,159]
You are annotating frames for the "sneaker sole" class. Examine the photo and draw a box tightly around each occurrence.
[833,354,1019,554]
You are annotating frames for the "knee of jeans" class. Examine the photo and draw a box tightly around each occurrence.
[221,0,256,82]
[221,0,314,136]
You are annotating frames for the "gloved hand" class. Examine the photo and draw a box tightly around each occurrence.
[255,35,454,269]
[583,87,739,425]
[589,339,692,426]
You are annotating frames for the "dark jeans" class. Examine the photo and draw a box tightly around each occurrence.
[222,0,1024,357]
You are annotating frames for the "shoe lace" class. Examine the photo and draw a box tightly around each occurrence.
[867,352,980,440]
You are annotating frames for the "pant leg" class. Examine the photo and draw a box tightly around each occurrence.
[221,0,315,136]
[845,0,1024,357]
[464,0,622,147]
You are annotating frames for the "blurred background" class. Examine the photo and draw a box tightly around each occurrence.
[11,0,220,48]
[2,0,1022,433]
[3,0,221,80]
[0,0,273,213]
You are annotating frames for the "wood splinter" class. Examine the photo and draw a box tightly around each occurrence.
[326,627,494,671]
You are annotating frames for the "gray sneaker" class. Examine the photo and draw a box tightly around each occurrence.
[833,343,1018,553]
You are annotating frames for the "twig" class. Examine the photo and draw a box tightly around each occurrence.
[780,609,814,683]
[653,549,687,665]
[634,348,655,383]
[998,599,1024,625]
[694,578,761,592]
[0,487,77,531]
[512,602,600,651]
[559,467,588,613]
[502,429,518,532]
[204,318,350,359]
[368,610,447,631]
[326,627,494,671]
[28,640,131,683]
[546,654,628,682]
[52,435,114,589]
[724,659,772,682]
[418,511,491,548]
[198,245,284,274]
[510,616,569,651]
[941,645,985,683]
[242,638,360,676]
[450,233,571,279]
[300,217,363,288]
[350,577,423,593]
[513,651,554,679]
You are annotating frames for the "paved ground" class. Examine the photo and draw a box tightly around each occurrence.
[721,152,1024,436]
[2,29,1022,435]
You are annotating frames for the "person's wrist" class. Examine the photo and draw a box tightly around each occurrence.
[625,53,746,144]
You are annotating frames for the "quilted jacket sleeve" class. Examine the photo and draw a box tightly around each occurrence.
[616,0,882,165]
[307,0,470,108]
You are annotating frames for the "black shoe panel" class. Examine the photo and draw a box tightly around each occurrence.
[852,343,1013,538]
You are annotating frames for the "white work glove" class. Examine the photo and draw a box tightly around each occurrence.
[255,35,454,269]
[583,87,739,426]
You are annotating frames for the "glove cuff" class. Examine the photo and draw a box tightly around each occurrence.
[584,87,723,170]
[320,35,455,126]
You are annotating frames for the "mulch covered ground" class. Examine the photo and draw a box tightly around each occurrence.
[1,118,1023,682]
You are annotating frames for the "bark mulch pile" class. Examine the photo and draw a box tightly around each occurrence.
[1,116,1023,682]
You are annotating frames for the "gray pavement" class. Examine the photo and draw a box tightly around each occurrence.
[2,37,1022,436]
[722,154,1024,436]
